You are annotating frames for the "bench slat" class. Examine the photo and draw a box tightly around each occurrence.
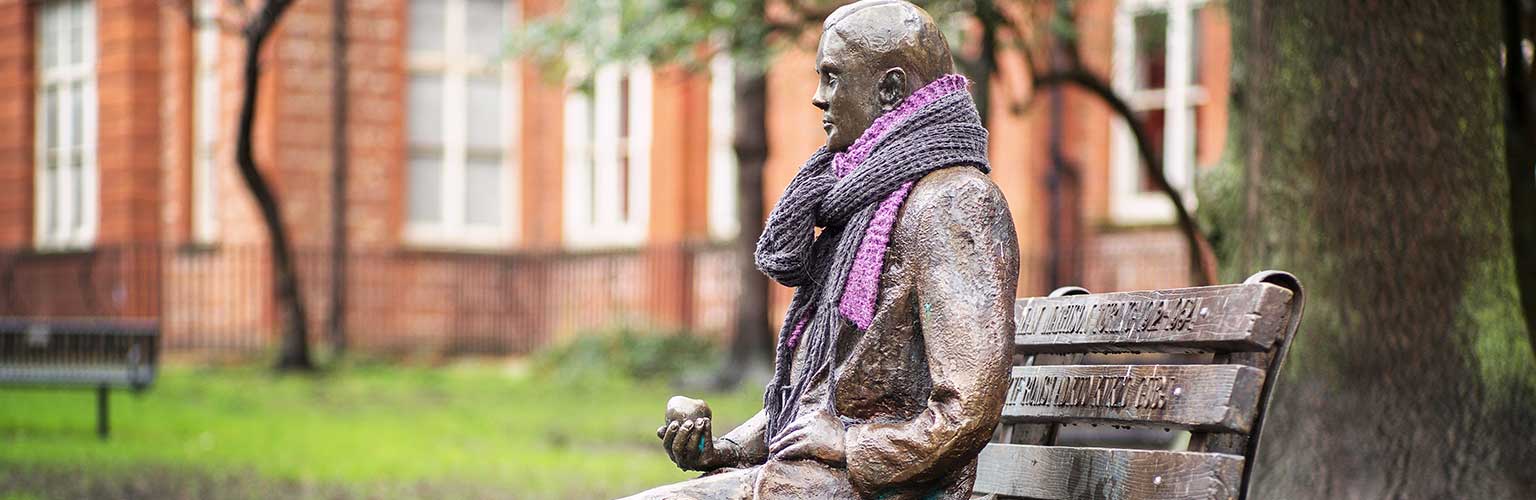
[1014,283,1292,353]
[1002,364,1265,433]
[0,317,159,337]
[974,443,1244,500]
[0,365,149,387]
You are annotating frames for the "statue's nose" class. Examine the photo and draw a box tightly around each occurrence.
[812,90,829,111]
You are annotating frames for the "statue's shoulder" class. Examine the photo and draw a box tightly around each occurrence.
[895,166,1014,246]
[903,166,1008,220]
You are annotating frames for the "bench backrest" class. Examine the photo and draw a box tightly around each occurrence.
[974,270,1304,500]
[0,317,160,390]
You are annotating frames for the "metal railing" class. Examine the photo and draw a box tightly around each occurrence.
[0,235,1192,357]
[0,243,740,356]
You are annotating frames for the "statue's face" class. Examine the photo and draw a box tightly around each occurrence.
[813,31,885,152]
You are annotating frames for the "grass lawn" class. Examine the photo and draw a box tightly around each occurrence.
[0,361,764,499]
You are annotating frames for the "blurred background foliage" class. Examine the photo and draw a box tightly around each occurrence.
[531,326,719,383]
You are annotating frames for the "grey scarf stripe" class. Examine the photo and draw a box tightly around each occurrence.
[754,87,990,442]
[753,148,836,287]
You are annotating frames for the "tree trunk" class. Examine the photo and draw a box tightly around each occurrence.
[1500,0,1536,358]
[718,65,773,389]
[328,0,349,357]
[236,0,313,372]
[1211,0,1536,496]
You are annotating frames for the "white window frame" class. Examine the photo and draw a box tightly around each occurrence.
[562,63,653,249]
[34,0,98,250]
[1109,0,1207,224]
[404,0,521,249]
[706,53,738,241]
[191,0,220,244]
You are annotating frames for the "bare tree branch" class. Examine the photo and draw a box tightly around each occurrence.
[1033,69,1218,286]
[241,0,292,41]
[996,16,1040,115]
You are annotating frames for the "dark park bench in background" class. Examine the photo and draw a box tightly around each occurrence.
[975,270,1304,500]
[0,317,160,439]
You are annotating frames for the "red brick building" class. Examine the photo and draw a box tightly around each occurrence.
[0,0,1228,354]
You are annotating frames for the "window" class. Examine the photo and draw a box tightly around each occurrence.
[1109,0,1208,224]
[405,0,518,248]
[34,0,97,249]
[563,63,652,248]
[192,0,220,243]
[707,53,738,240]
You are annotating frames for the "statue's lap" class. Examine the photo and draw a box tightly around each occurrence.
[620,460,853,500]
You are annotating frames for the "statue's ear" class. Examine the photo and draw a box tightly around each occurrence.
[877,68,908,111]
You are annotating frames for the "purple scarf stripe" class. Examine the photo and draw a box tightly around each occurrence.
[786,312,810,349]
[838,180,914,329]
[835,75,970,329]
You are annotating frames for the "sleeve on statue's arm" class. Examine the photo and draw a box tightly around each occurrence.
[721,409,770,467]
[844,170,1020,493]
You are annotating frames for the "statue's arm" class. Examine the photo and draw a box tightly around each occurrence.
[720,409,770,466]
[843,170,1020,492]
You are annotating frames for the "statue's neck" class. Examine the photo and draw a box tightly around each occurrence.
[833,74,970,178]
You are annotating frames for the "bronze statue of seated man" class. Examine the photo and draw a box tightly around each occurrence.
[624,1,1020,498]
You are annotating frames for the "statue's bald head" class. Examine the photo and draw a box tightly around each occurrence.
[823,0,954,84]
[813,0,956,151]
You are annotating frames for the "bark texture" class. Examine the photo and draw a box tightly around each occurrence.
[327,0,349,356]
[1501,0,1536,359]
[236,0,314,371]
[1204,1,1536,497]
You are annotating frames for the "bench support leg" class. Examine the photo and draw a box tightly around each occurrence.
[96,384,109,440]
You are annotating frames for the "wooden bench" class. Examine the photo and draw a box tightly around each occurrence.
[974,270,1304,500]
[0,317,160,439]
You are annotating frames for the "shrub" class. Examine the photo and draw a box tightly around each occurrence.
[532,326,717,383]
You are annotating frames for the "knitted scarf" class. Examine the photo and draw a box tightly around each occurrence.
[754,74,990,441]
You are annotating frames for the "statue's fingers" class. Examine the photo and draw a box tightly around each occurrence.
[661,421,681,462]
[674,422,698,464]
[670,420,697,461]
[657,424,668,440]
[767,430,786,451]
[769,426,811,453]
[693,418,712,458]
[682,419,708,463]
[768,426,802,450]
[662,421,680,446]
[774,436,812,460]
[769,425,802,450]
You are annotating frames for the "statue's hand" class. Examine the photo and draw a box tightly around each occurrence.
[767,410,846,465]
[657,417,735,471]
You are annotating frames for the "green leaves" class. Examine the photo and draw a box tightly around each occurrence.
[513,0,986,85]
[514,0,769,85]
